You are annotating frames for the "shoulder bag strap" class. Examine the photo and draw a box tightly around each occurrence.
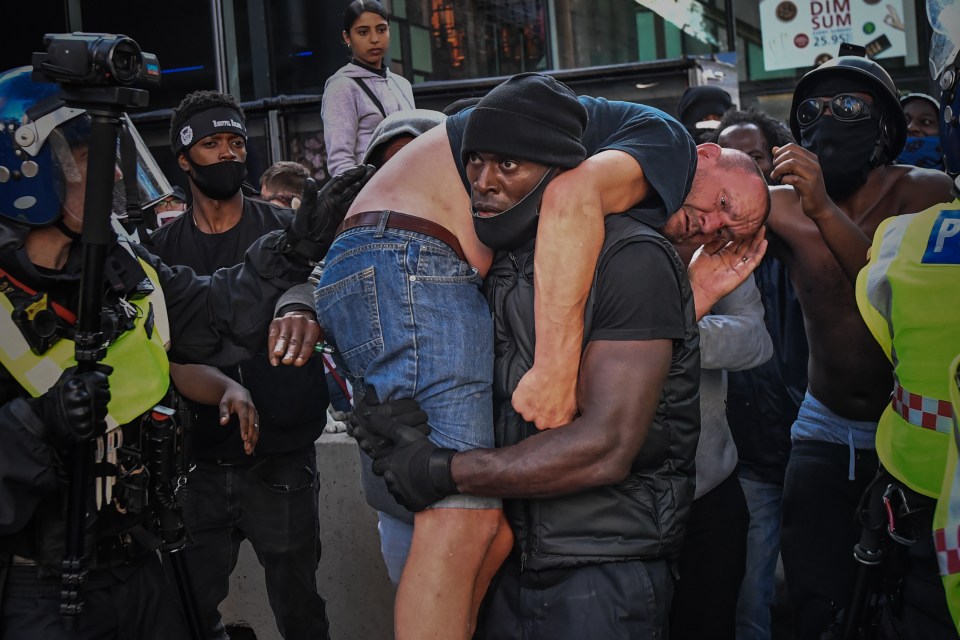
[351,77,387,118]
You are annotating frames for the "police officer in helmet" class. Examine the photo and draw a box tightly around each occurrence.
[0,65,370,639]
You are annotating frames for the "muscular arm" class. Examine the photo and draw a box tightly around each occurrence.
[517,150,651,429]
[453,338,671,497]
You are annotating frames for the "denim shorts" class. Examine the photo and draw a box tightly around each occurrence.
[316,219,500,511]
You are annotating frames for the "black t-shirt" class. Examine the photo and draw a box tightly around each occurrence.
[590,232,684,342]
[147,197,327,458]
[446,96,697,228]
[146,198,291,274]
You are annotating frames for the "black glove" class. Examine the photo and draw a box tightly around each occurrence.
[348,385,430,459]
[33,364,112,449]
[283,165,376,265]
[371,431,459,512]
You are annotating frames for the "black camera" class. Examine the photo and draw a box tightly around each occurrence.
[32,33,160,87]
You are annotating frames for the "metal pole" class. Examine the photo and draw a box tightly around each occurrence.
[62,109,122,627]
[66,0,83,31]
[248,0,272,98]
[546,0,560,71]
[267,109,283,165]
[724,0,736,53]
[210,0,229,93]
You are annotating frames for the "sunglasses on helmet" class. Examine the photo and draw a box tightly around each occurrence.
[796,94,873,127]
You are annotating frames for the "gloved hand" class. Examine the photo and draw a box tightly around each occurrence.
[34,364,112,449]
[347,386,430,459]
[283,165,376,265]
[372,434,459,512]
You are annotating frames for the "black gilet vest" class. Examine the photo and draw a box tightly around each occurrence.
[484,214,701,570]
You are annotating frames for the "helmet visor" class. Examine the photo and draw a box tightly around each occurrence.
[120,114,172,211]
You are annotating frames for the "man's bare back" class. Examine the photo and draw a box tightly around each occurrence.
[768,161,953,420]
[346,126,495,273]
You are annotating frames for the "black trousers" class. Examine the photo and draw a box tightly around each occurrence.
[180,449,329,640]
[0,553,187,640]
[669,471,750,640]
[781,440,879,640]
[478,552,673,639]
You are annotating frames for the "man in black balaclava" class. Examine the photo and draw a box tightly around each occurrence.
[764,54,955,640]
[792,69,895,202]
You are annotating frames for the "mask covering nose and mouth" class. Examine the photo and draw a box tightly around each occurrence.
[472,168,557,251]
[897,136,944,170]
[800,115,879,201]
[187,158,247,200]
[173,106,249,201]
[796,76,890,202]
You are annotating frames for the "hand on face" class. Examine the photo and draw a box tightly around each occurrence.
[687,226,768,316]
[770,142,832,218]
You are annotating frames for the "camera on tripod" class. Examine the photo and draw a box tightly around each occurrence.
[32,33,160,87]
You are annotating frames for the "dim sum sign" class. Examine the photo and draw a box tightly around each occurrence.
[759,0,906,71]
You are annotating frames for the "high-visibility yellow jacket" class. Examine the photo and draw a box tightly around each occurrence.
[933,354,960,633]
[857,199,960,633]
[0,257,170,429]
[857,200,960,498]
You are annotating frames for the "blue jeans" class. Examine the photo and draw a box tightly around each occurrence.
[377,511,414,585]
[316,220,500,512]
[735,475,783,640]
[179,450,330,640]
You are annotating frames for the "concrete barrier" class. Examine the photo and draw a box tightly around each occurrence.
[218,432,396,639]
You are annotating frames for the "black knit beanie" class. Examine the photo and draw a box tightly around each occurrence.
[461,73,588,169]
[677,85,734,129]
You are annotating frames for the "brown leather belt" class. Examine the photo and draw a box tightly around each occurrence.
[337,210,466,262]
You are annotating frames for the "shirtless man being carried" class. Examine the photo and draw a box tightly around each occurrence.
[316,73,770,639]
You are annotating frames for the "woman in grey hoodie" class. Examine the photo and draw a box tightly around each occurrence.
[322,0,415,178]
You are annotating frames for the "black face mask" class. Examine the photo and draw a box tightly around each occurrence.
[187,157,247,200]
[800,116,879,201]
[472,168,556,251]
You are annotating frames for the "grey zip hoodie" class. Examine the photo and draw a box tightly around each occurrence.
[321,62,415,177]
[696,274,773,498]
